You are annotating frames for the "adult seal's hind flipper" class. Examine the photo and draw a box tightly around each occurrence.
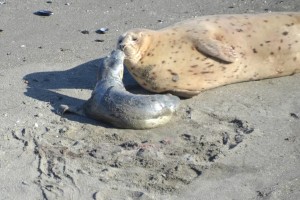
[60,50,180,129]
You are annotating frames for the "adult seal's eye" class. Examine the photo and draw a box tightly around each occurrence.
[132,36,138,41]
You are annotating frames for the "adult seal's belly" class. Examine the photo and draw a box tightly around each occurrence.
[118,12,300,97]
[60,50,180,129]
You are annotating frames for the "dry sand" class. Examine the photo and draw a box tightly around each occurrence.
[0,0,299,199]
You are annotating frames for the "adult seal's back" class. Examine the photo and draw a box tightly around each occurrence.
[60,50,180,129]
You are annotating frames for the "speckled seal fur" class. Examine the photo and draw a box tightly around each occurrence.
[60,50,180,129]
[118,12,300,97]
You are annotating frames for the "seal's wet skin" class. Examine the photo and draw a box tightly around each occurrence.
[61,50,180,129]
[118,12,300,97]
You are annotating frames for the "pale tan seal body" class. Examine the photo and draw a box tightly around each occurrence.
[118,12,300,97]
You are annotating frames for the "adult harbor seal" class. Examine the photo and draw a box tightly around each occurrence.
[118,12,300,97]
[60,50,180,129]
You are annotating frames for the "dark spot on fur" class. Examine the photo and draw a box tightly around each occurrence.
[295,40,298,43]
[247,35,251,38]
[147,53,151,56]
[173,60,177,63]
[282,31,289,36]
[265,41,271,43]
[285,23,294,27]
[280,39,283,43]
[260,43,263,47]
[188,69,194,72]
[190,65,198,68]
[201,71,214,74]
[293,57,297,61]
[252,48,257,53]
[263,20,268,23]
[191,47,195,51]
[221,66,226,71]
[207,64,214,68]
[162,60,166,64]
[270,52,274,55]
[236,29,243,32]
[193,73,198,75]
[278,46,281,51]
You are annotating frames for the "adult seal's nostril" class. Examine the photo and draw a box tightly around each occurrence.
[119,44,125,50]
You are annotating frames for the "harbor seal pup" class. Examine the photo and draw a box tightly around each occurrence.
[60,50,180,129]
[118,12,300,97]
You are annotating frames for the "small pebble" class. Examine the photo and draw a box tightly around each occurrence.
[234,134,244,144]
[59,127,68,134]
[81,30,89,34]
[222,132,229,145]
[22,181,29,185]
[34,10,53,16]
[46,1,52,3]
[290,113,299,119]
[96,28,109,34]
[0,29,3,32]
[34,123,39,128]
[95,39,104,42]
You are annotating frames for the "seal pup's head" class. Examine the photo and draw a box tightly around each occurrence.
[97,50,125,81]
[117,29,153,64]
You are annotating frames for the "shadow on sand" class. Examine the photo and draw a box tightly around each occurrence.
[23,57,140,127]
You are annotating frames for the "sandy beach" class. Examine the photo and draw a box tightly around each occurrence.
[0,0,299,199]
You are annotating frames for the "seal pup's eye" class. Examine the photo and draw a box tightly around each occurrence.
[118,38,123,44]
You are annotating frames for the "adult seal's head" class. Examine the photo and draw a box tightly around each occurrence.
[60,50,180,129]
[118,29,154,65]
